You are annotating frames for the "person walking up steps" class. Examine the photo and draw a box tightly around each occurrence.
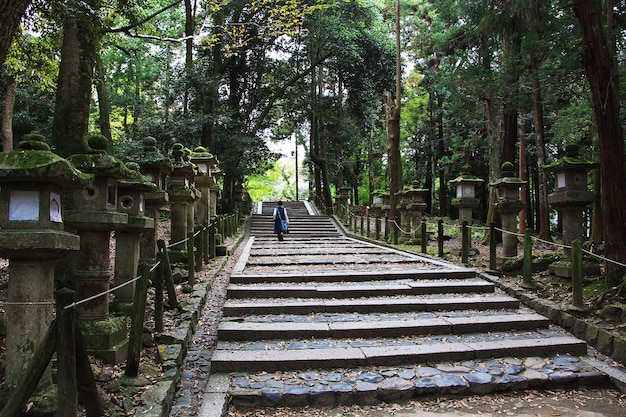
[272,200,289,241]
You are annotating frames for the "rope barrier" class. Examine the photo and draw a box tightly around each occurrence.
[532,235,571,250]
[392,220,411,235]
[63,261,159,310]
[582,248,626,268]
[167,237,189,249]
[338,203,626,272]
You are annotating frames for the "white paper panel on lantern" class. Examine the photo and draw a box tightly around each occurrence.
[9,190,40,221]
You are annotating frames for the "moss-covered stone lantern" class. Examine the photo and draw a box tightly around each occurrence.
[450,164,484,226]
[64,135,133,363]
[169,143,198,247]
[369,190,383,218]
[190,146,218,224]
[543,143,599,277]
[127,136,171,264]
[112,164,157,311]
[398,180,429,243]
[490,161,527,258]
[334,186,352,209]
[209,165,223,218]
[0,137,93,388]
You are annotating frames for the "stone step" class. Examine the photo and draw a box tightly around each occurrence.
[224,354,610,408]
[211,330,587,372]
[222,294,520,316]
[249,248,392,256]
[226,279,495,299]
[229,269,477,284]
[218,312,550,341]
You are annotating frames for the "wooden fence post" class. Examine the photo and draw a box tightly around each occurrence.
[209,222,216,259]
[195,226,203,272]
[571,239,584,310]
[203,223,210,264]
[392,220,399,245]
[375,217,381,240]
[157,239,179,309]
[523,228,535,288]
[384,218,390,242]
[125,262,150,377]
[187,231,195,286]
[461,221,469,264]
[489,222,497,271]
[75,327,105,417]
[155,256,164,333]
[57,288,77,417]
[421,220,427,254]
[438,219,444,258]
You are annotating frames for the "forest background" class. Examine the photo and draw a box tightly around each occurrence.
[0,0,625,287]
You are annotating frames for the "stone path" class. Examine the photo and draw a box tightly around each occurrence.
[170,201,624,417]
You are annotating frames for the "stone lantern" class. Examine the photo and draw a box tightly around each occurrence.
[380,191,391,217]
[190,146,218,225]
[209,166,223,218]
[490,162,527,258]
[133,136,171,264]
[450,165,484,226]
[0,138,93,388]
[398,181,428,243]
[334,186,352,209]
[168,143,198,247]
[369,190,383,218]
[543,143,599,277]
[64,135,132,362]
[112,165,157,311]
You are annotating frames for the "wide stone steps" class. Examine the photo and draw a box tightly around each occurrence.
[217,311,551,341]
[225,279,495,298]
[211,330,587,372]
[219,203,593,409]
[222,294,521,316]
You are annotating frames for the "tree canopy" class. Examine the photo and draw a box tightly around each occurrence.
[1,0,626,283]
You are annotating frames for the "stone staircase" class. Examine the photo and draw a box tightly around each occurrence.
[212,202,606,409]
[248,201,341,238]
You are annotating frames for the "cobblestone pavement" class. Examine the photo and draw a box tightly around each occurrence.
[169,241,243,416]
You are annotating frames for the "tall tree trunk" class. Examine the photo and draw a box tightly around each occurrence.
[0,0,31,67]
[385,0,402,221]
[52,1,102,157]
[436,93,446,216]
[384,90,401,220]
[95,52,112,146]
[183,0,194,115]
[2,75,16,151]
[367,127,375,201]
[519,117,527,233]
[526,0,551,240]
[573,0,626,288]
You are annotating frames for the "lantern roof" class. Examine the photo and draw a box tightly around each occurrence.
[0,141,93,189]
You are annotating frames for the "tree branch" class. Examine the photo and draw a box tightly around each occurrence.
[250,52,332,135]
[107,0,183,34]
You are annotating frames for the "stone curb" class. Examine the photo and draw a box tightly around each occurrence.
[133,229,246,417]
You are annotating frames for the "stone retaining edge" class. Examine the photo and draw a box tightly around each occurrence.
[133,225,247,417]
